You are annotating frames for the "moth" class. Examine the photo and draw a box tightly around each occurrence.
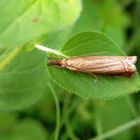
[48,56,137,76]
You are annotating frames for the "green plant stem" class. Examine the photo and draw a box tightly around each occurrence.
[48,83,60,140]
[61,96,80,140]
[60,97,81,127]
[89,117,140,140]
[60,96,79,140]
[95,113,103,138]
[65,120,80,140]
[61,95,71,126]
[35,44,69,58]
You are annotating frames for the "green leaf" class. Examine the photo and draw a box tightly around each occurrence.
[0,49,47,111]
[47,32,140,100]
[0,0,81,47]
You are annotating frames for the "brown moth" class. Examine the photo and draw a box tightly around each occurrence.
[48,56,137,76]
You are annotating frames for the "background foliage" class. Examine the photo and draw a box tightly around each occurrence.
[0,0,140,140]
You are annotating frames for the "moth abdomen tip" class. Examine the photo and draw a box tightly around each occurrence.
[132,56,137,63]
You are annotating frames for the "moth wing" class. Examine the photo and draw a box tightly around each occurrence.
[66,57,125,72]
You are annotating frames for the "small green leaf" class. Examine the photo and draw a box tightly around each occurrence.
[47,32,140,100]
[0,49,47,111]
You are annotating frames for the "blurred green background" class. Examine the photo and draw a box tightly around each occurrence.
[0,0,140,140]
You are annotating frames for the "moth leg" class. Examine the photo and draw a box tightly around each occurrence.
[90,73,101,78]
[89,73,101,83]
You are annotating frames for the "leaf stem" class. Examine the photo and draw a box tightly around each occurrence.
[35,44,69,58]
[48,83,60,140]
[89,117,140,140]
